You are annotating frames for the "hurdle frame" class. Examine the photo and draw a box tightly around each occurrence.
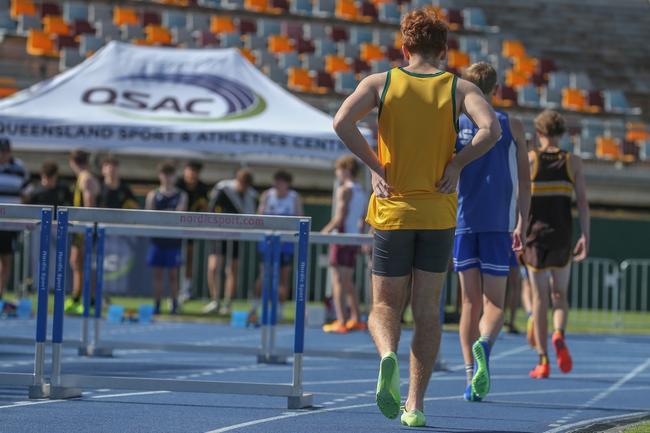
[0,204,53,398]
[49,206,313,409]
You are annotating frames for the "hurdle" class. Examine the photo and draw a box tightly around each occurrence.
[49,206,313,408]
[0,203,52,398]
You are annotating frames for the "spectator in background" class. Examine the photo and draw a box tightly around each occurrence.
[0,138,29,302]
[25,160,73,209]
[65,150,100,314]
[203,169,257,315]
[176,161,210,304]
[251,170,304,321]
[321,156,368,333]
[145,161,188,315]
[98,156,139,209]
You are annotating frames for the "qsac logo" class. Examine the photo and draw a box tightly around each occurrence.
[80,73,266,122]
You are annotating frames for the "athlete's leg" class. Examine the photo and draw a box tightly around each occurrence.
[369,274,409,355]
[459,268,482,375]
[505,266,521,332]
[168,267,179,313]
[69,244,82,301]
[224,258,238,306]
[479,274,507,342]
[550,263,571,332]
[206,253,223,303]
[405,268,445,412]
[341,266,361,324]
[0,254,11,298]
[152,267,164,313]
[280,264,292,303]
[528,267,551,377]
[330,266,347,325]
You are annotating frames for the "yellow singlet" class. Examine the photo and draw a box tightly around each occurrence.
[366,67,459,230]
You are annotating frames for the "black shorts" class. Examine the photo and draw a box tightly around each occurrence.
[0,231,17,255]
[208,241,240,260]
[523,243,571,271]
[372,228,454,277]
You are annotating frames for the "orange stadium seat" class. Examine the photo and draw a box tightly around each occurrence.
[325,55,351,74]
[0,77,18,98]
[210,16,235,33]
[113,7,139,27]
[596,136,622,160]
[394,31,402,49]
[239,48,256,64]
[562,88,586,111]
[514,56,537,77]
[360,43,384,62]
[10,0,36,19]
[502,39,525,59]
[26,29,57,56]
[626,123,650,142]
[268,35,293,53]
[447,50,470,69]
[505,69,530,88]
[145,25,172,44]
[336,0,358,21]
[288,67,314,92]
[43,15,69,36]
[245,0,268,13]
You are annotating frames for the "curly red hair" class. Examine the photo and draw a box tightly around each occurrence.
[400,7,448,56]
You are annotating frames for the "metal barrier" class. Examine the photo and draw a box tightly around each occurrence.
[0,204,52,398]
[569,258,622,329]
[48,206,313,409]
[620,259,650,313]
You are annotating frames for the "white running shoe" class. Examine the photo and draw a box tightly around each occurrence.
[219,303,232,316]
[202,300,219,314]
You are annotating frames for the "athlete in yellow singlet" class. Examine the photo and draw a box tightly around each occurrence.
[333,7,502,428]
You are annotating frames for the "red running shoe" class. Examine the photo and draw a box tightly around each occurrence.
[552,331,573,373]
[529,363,550,379]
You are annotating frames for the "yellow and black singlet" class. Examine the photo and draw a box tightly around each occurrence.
[366,67,459,230]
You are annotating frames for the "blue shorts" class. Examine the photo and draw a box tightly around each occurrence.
[453,232,513,276]
[147,245,182,268]
[257,242,294,267]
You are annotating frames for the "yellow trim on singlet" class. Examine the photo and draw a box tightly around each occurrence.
[565,152,575,184]
[530,151,539,180]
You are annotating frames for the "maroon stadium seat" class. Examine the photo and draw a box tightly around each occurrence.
[446,8,464,29]
[40,2,61,18]
[295,37,315,54]
[238,19,257,35]
[531,72,546,87]
[353,58,370,74]
[386,47,402,62]
[71,20,94,36]
[447,37,459,51]
[330,26,348,42]
[316,71,334,90]
[55,35,78,50]
[271,0,290,13]
[197,30,219,46]
[360,2,378,21]
[537,58,556,76]
[282,22,303,40]
[498,85,518,105]
[587,90,604,112]
[141,11,161,27]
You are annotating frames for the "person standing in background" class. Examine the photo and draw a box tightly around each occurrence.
[203,169,257,315]
[25,160,73,209]
[145,161,188,315]
[98,156,139,209]
[0,138,29,302]
[65,149,100,314]
[176,161,209,304]
[321,156,368,334]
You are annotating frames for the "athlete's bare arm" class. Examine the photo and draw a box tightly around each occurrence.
[177,191,189,212]
[333,73,392,198]
[295,194,304,216]
[509,116,531,251]
[144,190,155,210]
[321,186,351,233]
[570,155,590,261]
[81,173,99,207]
[437,79,501,193]
[257,190,269,214]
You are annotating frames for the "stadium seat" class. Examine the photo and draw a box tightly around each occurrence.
[325,55,351,74]
[122,24,144,41]
[625,122,650,142]
[335,71,357,93]
[505,69,529,88]
[445,8,463,30]
[113,7,138,27]
[502,39,525,59]
[373,29,394,47]
[547,71,570,91]
[360,43,384,62]
[621,140,638,162]
[469,51,490,65]
[0,77,17,98]
[79,34,103,55]
[253,49,275,67]
[197,0,220,7]
[211,16,235,33]
[288,67,313,92]
[586,90,604,113]
[141,11,161,27]
[536,57,556,77]
[162,11,187,29]
[269,0,289,14]
[335,0,357,21]
[493,85,517,107]
[0,11,17,32]
[239,47,256,63]
[540,86,562,108]
[257,19,281,37]
[313,0,335,17]
[531,71,546,87]
[268,35,293,53]
[54,34,77,50]
[596,136,622,160]
[349,27,373,45]
[370,59,391,74]
[238,18,257,35]
[513,56,537,77]
[385,46,402,61]
[16,14,41,35]
[353,58,371,74]
[290,0,312,15]
[70,20,94,36]
[145,25,172,44]
[244,34,265,50]
[315,71,334,93]
[245,0,268,13]
[603,90,629,113]
[26,29,56,56]
[462,8,487,30]
[330,26,349,42]
[278,52,300,68]
[59,45,83,69]
[337,42,358,58]
[222,0,244,9]
[89,4,112,23]
[43,15,70,36]
[40,2,61,18]
[95,21,120,41]
[570,72,593,91]
[197,30,219,46]
[303,53,324,71]
[171,27,193,45]
[264,63,287,84]
[315,39,337,56]
[459,36,483,54]
[639,141,650,161]
[303,22,326,40]
[63,2,88,22]
[187,13,210,31]
[359,2,378,22]
[220,32,242,47]
[447,50,470,69]
[378,3,400,23]
[10,0,37,19]
[517,85,540,107]
[295,37,315,54]
[281,22,302,39]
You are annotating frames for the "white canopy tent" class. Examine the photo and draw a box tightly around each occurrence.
[0,41,371,162]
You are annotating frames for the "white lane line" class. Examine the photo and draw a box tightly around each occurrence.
[203,385,650,433]
[0,400,62,410]
[91,391,170,399]
[544,412,648,433]
[544,357,650,433]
